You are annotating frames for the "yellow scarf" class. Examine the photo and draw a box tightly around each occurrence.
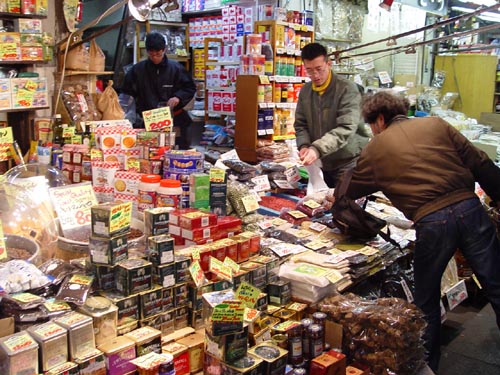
[311,70,332,95]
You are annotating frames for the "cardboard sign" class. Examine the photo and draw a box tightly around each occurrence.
[189,260,205,287]
[109,202,133,234]
[211,300,245,322]
[235,282,260,309]
[0,127,13,162]
[223,257,240,273]
[209,256,233,281]
[0,220,6,261]
[143,106,173,131]
[48,182,97,234]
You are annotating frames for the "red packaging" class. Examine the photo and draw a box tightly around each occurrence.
[238,231,261,254]
[217,216,242,236]
[234,236,251,263]
[213,91,222,111]
[171,234,185,246]
[170,208,218,230]
[222,92,232,112]
[209,242,227,262]
[310,350,346,375]
[181,225,219,241]
[218,238,238,262]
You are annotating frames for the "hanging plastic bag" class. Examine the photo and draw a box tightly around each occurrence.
[89,39,105,72]
[305,160,328,195]
[97,80,125,120]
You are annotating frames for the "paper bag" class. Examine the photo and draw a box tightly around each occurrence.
[306,161,329,195]
[97,81,125,120]
[65,43,89,71]
[89,39,105,72]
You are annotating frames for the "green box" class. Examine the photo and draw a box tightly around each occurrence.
[189,173,210,209]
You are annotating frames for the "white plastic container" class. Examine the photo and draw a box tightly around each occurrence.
[138,174,161,212]
[156,179,182,209]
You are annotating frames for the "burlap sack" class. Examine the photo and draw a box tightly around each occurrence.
[65,43,90,71]
[89,39,105,72]
[97,81,125,120]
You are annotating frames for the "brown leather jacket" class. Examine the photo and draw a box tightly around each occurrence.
[345,116,500,222]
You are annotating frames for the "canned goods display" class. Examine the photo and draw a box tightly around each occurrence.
[308,323,324,358]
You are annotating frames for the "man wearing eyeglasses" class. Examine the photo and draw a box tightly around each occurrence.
[294,43,369,187]
[121,32,196,148]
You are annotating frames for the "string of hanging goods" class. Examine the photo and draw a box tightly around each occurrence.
[329,2,500,62]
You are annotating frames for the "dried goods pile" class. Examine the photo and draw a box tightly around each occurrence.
[319,293,427,375]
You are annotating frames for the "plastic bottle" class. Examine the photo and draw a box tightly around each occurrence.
[157,179,182,208]
[138,174,161,211]
[52,114,64,145]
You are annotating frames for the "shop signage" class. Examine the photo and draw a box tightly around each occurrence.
[49,182,97,234]
[143,106,173,131]
[235,282,260,308]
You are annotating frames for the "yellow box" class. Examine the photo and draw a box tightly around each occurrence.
[7,0,21,13]
[36,0,48,15]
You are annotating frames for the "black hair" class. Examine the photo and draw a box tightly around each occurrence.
[362,91,410,125]
[301,42,328,61]
[145,32,166,51]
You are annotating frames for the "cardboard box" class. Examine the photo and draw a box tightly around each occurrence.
[309,350,346,375]
[97,336,136,375]
[0,317,14,338]
[205,326,248,362]
[176,333,204,373]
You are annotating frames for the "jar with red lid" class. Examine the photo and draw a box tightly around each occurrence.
[138,174,161,211]
[156,179,182,208]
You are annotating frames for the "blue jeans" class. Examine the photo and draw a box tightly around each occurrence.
[414,198,500,372]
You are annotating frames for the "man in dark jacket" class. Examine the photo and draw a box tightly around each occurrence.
[121,31,196,148]
[294,42,369,187]
[343,91,500,372]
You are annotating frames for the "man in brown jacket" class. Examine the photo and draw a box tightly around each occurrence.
[343,91,500,372]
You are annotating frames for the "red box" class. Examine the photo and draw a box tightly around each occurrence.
[181,225,219,241]
[209,242,227,262]
[310,350,346,375]
[233,236,251,263]
[238,231,261,254]
[218,238,238,262]
[217,216,242,234]
[170,208,218,230]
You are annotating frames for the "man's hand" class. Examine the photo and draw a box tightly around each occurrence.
[167,97,180,109]
[299,147,319,166]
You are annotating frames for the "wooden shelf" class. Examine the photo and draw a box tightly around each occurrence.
[0,60,47,65]
[206,61,240,66]
[0,106,49,113]
[0,12,47,19]
[61,71,114,76]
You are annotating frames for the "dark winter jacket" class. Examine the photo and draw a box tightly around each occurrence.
[345,116,500,222]
[121,56,196,128]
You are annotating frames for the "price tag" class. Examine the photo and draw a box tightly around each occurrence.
[304,200,321,209]
[109,202,133,234]
[210,256,233,281]
[258,220,273,230]
[274,179,295,189]
[209,168,226,183]
[48,182,98,235]
[90,149,103,160]
[251,175,271,192]
[326,270,344,284]
[224,257,240,273]
[189,261,205,287]
[211,300,245,322]
[288,210,307,219]
[309,222,327,232]
[0,220,6,261]
[0,127,13,162]
[62,127,76,138]
[258,75,270,84]
[378,71,392,85]
[305,239,326,250]
[143,107,173,131]
[235,282,261,308]
[241,194,259,213]
[271,218,288,226]
[284,166,301,184]
[192,248,201,261]
[221,149,239,161]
